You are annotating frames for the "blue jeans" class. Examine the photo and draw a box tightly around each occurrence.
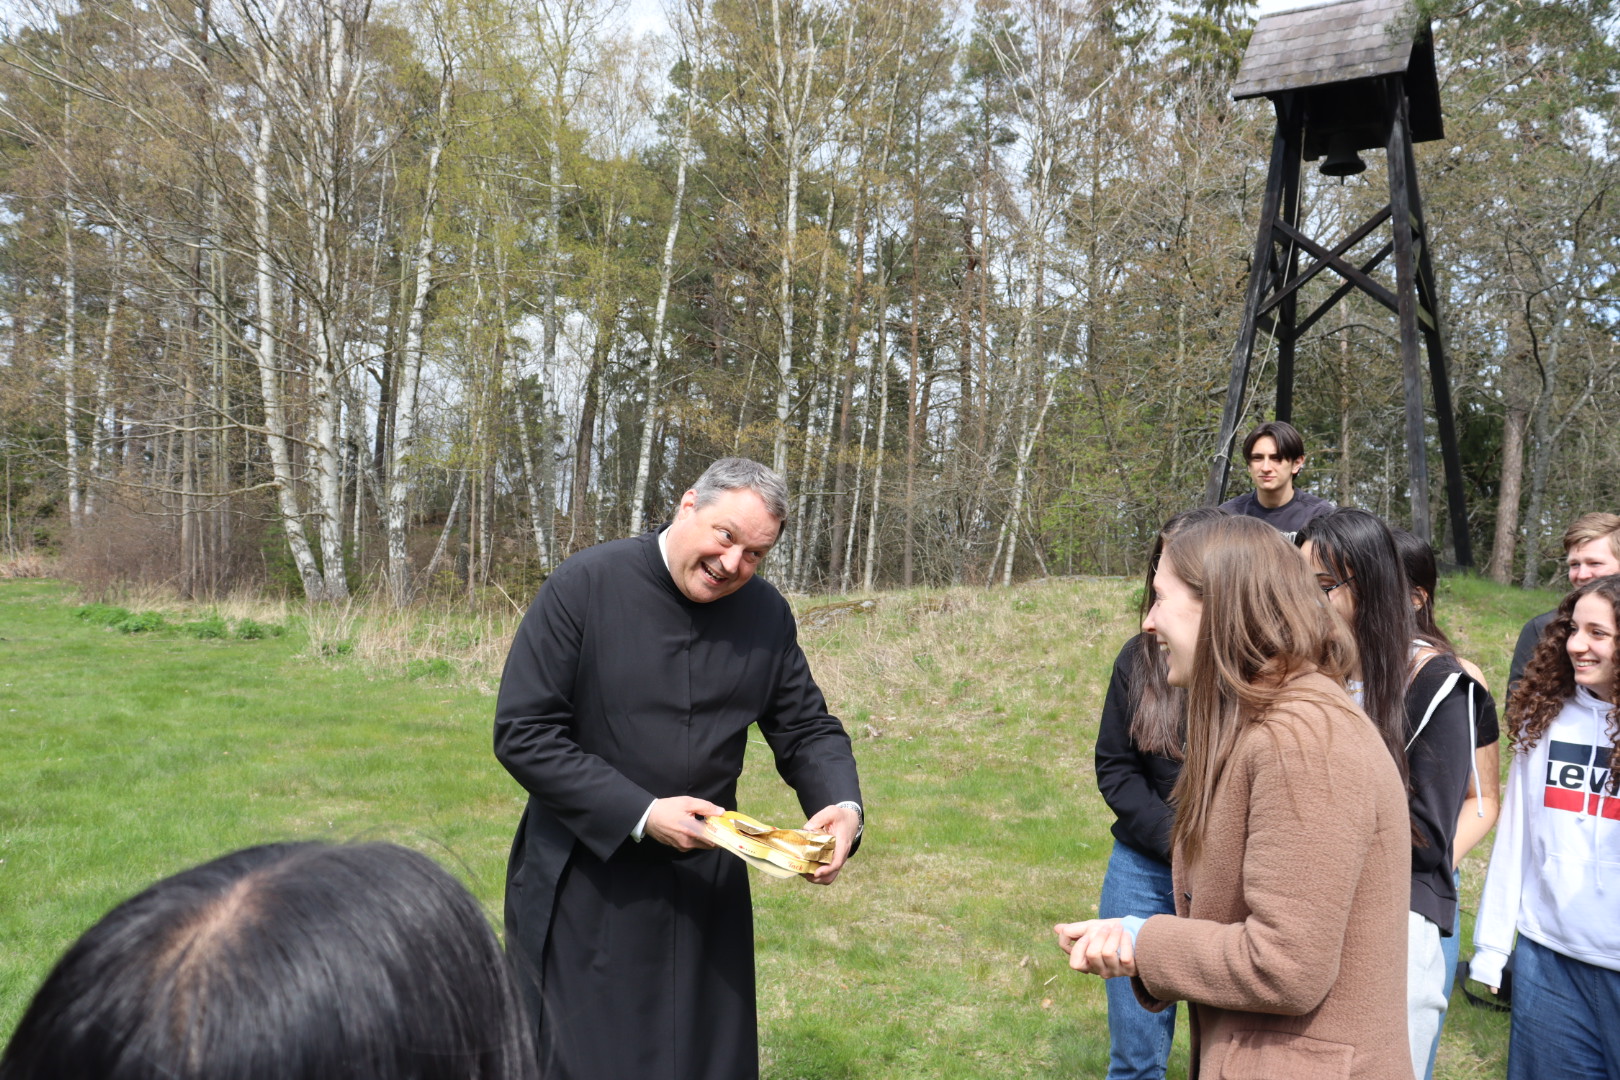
[1423,874,1462,1080]
[1098,840,1177,1080]
[1507,937,1620,1080]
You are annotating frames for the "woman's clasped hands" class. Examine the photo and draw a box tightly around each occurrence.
[1053,918,1138,978]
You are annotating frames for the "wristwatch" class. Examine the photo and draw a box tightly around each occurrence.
[835,800,864,839]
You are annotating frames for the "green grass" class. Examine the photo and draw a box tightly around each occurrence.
[0,573,1551,1076]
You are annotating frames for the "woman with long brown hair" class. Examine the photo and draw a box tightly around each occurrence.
[1057,514,1412,1079]
[1093,506,1226,1079]
[1471,575,1620,1080]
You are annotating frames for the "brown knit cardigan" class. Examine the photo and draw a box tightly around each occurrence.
[1131,672,1413,1080]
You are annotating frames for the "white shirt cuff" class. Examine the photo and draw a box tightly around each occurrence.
[631,799,656,842]
[1469,946,1510,989]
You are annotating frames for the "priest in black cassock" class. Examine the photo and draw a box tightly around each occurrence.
[494,457,864,1080]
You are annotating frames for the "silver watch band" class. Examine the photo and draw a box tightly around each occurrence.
[834,800,864,838]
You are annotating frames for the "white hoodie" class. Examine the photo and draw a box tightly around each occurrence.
[1471,686,1620,988]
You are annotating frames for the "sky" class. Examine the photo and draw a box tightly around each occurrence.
[619,0,1332,43]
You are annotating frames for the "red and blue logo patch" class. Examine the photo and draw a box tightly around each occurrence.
[1546,740,1620,819]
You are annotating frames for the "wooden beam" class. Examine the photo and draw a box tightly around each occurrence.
[1258,205,1392,317]
[1292,241,1394,339]
[1206,100,1302,506]
[1273,219,1401,314]
[1387,86,1433,545]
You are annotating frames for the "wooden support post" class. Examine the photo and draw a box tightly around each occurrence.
[1386,90,1433,546]
[1275,118,1304,423]
[1400,136,1473,566]
[1206,100,1300,506]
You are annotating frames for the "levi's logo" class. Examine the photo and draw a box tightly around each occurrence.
[1544,741,1620,819]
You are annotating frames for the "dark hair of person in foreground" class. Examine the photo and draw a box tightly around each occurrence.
[1390,526,1456,655]
[0,841,537,1080]
[1298,507,1416,790]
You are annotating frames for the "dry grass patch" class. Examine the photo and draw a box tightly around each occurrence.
[0,554,50,578]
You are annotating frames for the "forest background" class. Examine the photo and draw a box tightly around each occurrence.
[0,0,1614,603]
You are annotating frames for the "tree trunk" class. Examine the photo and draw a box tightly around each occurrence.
[1519,309,1567,589]
[1488,403,1527,584]
[307,11,352,602]
[515,387,553,568]
[62,191,81,527]
[421,469,466,588]
[569,305,612,540]
[90,275,119,514]
[862,251,890,592]
[841,335,874,593]
[386,72,449,606]
[788,188,836,586]
[244,11,324,601]
[630,74,693,536]
[1001,378,1058,587]
[827,174,867,588]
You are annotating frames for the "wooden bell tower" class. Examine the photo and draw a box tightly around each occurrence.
[1206,0,1471,566]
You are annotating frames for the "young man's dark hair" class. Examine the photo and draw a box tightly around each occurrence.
[1240,419,1306,463]
[0,842,537,1080]
[1218,419,1335,543]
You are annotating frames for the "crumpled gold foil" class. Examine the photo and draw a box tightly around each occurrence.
[701,810,836,879]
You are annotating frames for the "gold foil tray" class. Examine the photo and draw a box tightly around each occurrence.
[702,810,836,879]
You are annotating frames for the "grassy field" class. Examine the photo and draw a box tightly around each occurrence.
[0,573,1555,1076]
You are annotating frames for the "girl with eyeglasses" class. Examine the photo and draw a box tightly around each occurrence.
[1299,508,1497,1077]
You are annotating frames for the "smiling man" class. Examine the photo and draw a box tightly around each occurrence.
[1508,512,1620,695]
[1218,420,1335,543]
[494,456,863,1080]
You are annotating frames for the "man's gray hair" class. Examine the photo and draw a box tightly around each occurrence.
[690,457,788,521]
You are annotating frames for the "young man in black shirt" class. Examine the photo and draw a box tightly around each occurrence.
[1218,420,1335,543]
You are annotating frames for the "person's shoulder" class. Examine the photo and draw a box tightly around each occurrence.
[1407,650,1467,699]
[1274,490,1334,525]
[1113,633,1146,669]
[1512,609,1556,654]
[1292,490,1335,512]
[1218,492,1254,513]
[546,534,651,588]
[723,572,795,628]
[1264,671,1355,721]
[1253,674,1368,748]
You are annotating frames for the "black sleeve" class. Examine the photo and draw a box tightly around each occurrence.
[1406,661,1478,880]
[759,606,863,820]
[1094,636,1175,861]
[492,563,656,861]
[1507,614,1548,699]
[1472,676,1500,748]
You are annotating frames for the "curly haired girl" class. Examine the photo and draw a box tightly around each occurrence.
[1472,574,1620,1080]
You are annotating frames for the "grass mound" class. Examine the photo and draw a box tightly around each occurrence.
[4,573,1545,1077]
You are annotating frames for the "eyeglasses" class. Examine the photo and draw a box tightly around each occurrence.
[1318,574,1354,596]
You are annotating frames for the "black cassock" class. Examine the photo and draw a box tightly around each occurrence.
[494,528,862,1080]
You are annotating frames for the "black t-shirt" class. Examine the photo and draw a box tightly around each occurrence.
[1508,610,1555,699]
[1219,489,1336,544]
[1405,654,1499,935]
[1094,635,1182,863]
